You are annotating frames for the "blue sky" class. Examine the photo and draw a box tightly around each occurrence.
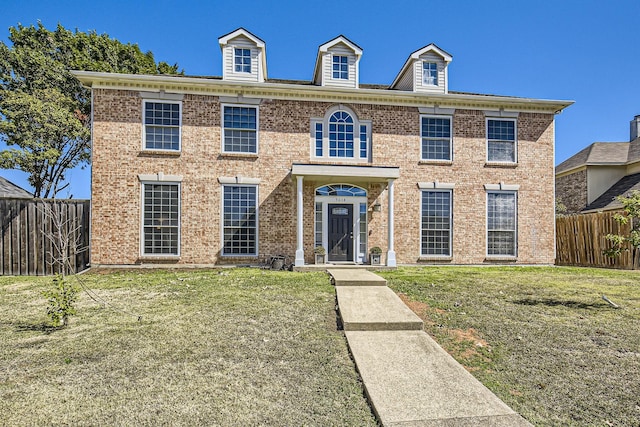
[2,0,639,199]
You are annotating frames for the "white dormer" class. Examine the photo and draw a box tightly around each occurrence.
[312,35,362,88]
[391,44,452,93]
[218,28,267,83]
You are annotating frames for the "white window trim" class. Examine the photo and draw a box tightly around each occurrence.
[420,189,453,258]
[221,103,259,155]
[220,183,259,257]
[310,106,370,162]
[422,61,438,86]
[486,117,518,164]
[141,99,182,152]
[420,114,453,161]
[140,180,181,258]
[485,190,518,258]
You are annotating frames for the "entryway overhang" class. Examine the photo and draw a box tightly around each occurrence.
[291,163,400,182]
[292,163,399,268]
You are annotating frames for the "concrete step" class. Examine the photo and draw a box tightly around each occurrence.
[336,286,423,331]
[328,268,387,286]
[346,330,532,427]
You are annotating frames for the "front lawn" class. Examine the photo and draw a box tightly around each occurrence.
[0,269,377,426]
[381,267,640,426]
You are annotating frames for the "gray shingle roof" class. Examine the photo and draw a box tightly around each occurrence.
[556,142,630,174]
[0,176,32,199]
[583,172,640,212]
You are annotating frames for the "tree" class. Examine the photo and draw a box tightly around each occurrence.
[0,23,181,198]
[604,191,640,269]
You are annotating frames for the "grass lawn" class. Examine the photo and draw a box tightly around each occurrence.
[381,266,640,427]
[0,269,377,426]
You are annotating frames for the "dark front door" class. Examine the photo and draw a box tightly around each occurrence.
[328,204,353,262]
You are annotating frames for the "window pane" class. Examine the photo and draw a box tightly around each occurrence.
[332,55,348,79]
[144,101,180,150]
[143,183,179,255]
[421,117,451,160]
[421,191,451,256]
[329,111,354,157]
[224,106,257,153]
[487,120,516,162]
[423,62,438,86]
[487,192,516,256]
[223,186,258,255]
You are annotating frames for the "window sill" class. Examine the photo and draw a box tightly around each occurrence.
[139,150,181,157]
[219,152,259,159]
[419,160,453,166]
[485,162,518,168]
[418,256,452,262]
[484,256,517,262]
[138,255,180,262]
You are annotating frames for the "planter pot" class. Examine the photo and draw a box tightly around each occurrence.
[370,253,381,265]
[315,254,326,264]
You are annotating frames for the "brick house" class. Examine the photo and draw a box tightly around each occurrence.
[74,28,572,267]
[556,115,640,214]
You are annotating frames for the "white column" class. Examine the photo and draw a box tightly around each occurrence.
[386,179,397,267]
[295,175,305,266]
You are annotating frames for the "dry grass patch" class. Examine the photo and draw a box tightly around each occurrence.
[383,266,640,427]
[0,269,377,426]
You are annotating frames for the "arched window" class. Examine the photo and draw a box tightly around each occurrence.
[329,111,354,158]
[315,184,367,197]
[311,106,370,161]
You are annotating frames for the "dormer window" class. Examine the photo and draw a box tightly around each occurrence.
[234,48,251,73]
[333,55,348,79]
[423,62,438,86]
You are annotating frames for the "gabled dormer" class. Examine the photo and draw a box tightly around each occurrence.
[218,28,267,83]
[312,35,362,88]
[391,44,452,94]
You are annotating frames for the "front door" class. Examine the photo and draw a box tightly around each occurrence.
[328,204,353,262]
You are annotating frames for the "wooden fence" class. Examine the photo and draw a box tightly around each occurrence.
[556,211,636,269]
[1,198,90,276]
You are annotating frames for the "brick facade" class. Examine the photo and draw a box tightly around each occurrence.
[555,170,588,214]
[90,88,557,266]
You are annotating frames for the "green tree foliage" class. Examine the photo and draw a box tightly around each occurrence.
[604,190,640,268]
[0,23,181,197]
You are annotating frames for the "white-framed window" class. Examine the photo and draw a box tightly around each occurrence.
[487,118,517,162]
[311,107,370,161]
[487,191,517,256]
[222,185,258,256]
[421,115,452,161]
[421,190,452,256]
[423,62,438,86]
[143,100,181,151]
[142,182,180,255]
[332,55,348,79]
[222,105,258,154]
[234,48,251,73]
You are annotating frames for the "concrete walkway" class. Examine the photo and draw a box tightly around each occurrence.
[329,269,532,427]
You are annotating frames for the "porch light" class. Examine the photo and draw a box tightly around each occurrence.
[372,202,382,212]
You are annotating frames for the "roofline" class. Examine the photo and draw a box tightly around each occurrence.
[390,43,453,89]
[218,27,266,46]
[72,71,573,114]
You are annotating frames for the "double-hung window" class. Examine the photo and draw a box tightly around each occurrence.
[223,105,258,154]
[421,116,452,161]
[332,55,348,79]
[222,185,258,256]
[487,119,516,162]
[142,183,180,255]
[143,101,181,151]
[487,191,517,256]
[421,190,452,256]
[423,62,438,86]
[234,48,251,73]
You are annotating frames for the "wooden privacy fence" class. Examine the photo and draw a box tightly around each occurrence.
[1,199,90,276]
[556,211,635,269]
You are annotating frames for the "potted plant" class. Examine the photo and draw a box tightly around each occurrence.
[314,246,326,264]
[369,246,382,265]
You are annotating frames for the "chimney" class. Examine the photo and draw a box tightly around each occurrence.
[631,115,640,141]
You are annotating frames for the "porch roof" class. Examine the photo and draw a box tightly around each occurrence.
[291,163,400,183]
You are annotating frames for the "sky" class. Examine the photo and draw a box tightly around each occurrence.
[1,0,639,199]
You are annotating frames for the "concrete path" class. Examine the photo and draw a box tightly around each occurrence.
[328,269,532,427]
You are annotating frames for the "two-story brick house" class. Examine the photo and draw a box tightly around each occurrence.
[74,28,572,267]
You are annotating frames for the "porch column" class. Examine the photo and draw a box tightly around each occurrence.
[295,175,305,266]
[386,178,397,267]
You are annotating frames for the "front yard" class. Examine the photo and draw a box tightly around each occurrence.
[381,267,640,426]
[1,266,638,426]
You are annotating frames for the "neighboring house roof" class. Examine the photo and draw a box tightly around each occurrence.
[556,142,631,174]
[0,176,32,199]
[583,172,640,212]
